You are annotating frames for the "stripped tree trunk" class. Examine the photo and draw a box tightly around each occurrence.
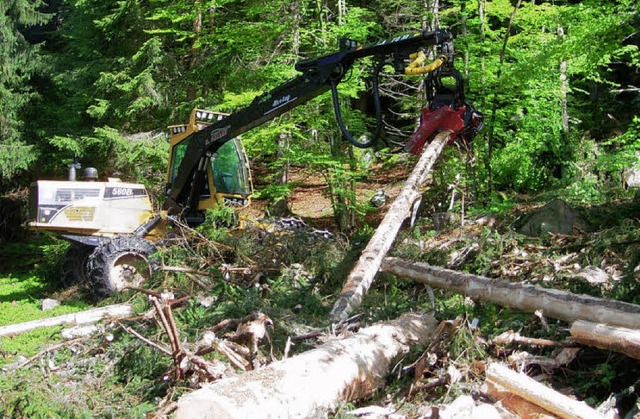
[329,131,450,322]
[570,320,640,360]
[174,312,438,418]
[381,257,640,329]
[0,303,133,337]
[485,363,604,419]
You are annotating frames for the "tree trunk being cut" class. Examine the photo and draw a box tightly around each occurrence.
[381,257,640,329]
[570,320,640,360]
[174,312,437,418]
[329,131,451,322]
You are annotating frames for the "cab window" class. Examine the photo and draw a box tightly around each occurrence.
[212,139,251,195]
[169,138,210,196]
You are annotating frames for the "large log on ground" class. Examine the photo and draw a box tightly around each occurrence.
[0,303,132,337]
[329,132,451,322]
[381,257,640,329]
[570,320,640,360]
[174,312,438,418]
[485,363,604,419]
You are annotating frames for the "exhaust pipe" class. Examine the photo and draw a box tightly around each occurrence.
[68,162,81,181]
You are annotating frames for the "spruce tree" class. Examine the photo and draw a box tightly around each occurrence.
[0,0,50,186]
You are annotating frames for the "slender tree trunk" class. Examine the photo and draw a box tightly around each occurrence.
[317,0,327,47]
[328,135,356,233]
[422,0,439,31]
[558,25,569,137]
[291,0,301,56]
[187,0,203,101]
[477,0,485,40]
[270,133,291,217]
[560,59,569,133]
[486,0,523,193]
[460,1,469,77]
[337,0,346,25]
[477,0,486,83]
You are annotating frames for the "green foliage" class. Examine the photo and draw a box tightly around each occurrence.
[200,205,238,236]
[2,0,640,411]
[0,0,50,187]
[0,242,90,361]
[600,116,640,178]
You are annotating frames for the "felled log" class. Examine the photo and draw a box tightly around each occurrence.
[0,303,132,337]
[174,312,438,418]
[381,257,640,329]
[570,320,640,360]
[329,131,451,322]
[485,363,604,419]
[485,379,560,418]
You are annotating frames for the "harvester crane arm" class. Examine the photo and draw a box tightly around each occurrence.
[165,29,454,217]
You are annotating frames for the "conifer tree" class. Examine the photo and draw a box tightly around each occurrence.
[0,0,50,186]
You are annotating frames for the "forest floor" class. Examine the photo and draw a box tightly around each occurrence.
[1,159,640,417]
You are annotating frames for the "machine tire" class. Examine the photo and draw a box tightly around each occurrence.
[87,235,157,297]
[60,242,93,287]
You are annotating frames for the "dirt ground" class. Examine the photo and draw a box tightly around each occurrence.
[248,161,414,229]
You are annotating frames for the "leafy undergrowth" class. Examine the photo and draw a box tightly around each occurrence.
[0,197,639,417]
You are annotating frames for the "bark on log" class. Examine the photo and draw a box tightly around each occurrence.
[0,303,132,337]
[174,312,438,418]
[329,132,451,322]
[570,320,640,360]
[485,363,604,419]
[381,257,640,329]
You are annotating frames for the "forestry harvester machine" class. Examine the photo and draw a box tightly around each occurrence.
[29,28,482,297]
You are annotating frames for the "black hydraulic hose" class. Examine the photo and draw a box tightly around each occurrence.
[135,215,162,238]
[331,61,384,149]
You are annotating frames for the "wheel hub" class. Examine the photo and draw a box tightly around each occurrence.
[108,251,151,290]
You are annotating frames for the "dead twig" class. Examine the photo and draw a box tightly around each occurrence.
[149,294,227,384]
[118,321,172,356]
[19,338,85,368]
[210,341,250,371]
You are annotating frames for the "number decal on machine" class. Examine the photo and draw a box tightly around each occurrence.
[113,188,133,196]
[104,187,147,199]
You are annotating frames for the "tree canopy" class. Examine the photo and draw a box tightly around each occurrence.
[1,0,638,208]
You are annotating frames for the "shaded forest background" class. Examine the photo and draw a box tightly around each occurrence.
[1,0,639,220]
[1,1,640,415]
